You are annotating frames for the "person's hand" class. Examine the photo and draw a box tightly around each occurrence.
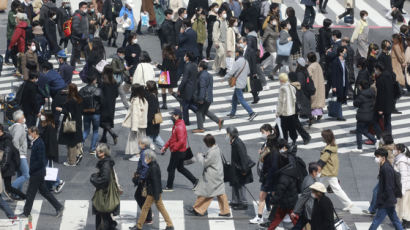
[175,45,178,50]
[198,100,204,104]
[290,212,298,219]
[180,27,185,33]
[326,48,332,54]
[378,111,383,115]
[287,37,292,41]
[55,107,62,112]
[161,147,166,154]
[215,44,220,49]
[332,88,336,92]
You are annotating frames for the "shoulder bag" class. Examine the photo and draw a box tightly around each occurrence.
[152,108,163,124]
[229,59,247,87]
[276,40,293,56]
[63,113,76,133]
[221,153,234,183]
[334,208,350,230]
[92,169,120,213]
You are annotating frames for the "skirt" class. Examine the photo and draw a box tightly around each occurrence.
[396,190,410,220]
[125,128,146,155]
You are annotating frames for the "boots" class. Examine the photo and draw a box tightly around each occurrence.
[161,93,168,109]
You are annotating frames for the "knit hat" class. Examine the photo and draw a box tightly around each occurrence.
[297,57,306,67]
[170,108,182,117]
[309,182,327,193]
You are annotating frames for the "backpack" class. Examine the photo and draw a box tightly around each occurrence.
[112,0,123,17]
[63,13,82,38]
[79,63,89,83]
[394,170,403,198]
[14,82,26,106]
[304,75,316,97]
[288,153,308,193]
[81,87,97,113]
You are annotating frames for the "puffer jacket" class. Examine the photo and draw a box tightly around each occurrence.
[163,119,187,153]
[9,21,28,53]
[318,145,339,177]
[394,153,410,195]
[270,160,300,209]
[71,10,89,40]
[277,82,296,117]
[353,88,375,122]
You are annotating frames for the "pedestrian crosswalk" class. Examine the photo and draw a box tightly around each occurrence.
[0,199,405,230]
[1,56,410,158]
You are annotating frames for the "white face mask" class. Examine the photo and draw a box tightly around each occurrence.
[51,15,57,20]
[279,148,286,153]
[22,118,26,124]
[31,45,36,51]
[363,16,368,21]
[316,173,321,178]
[132,38,138,44]
[271,21,277,26]
[393,150,398,156]
[287,24,291,30]
[234,22,238,27]
[311,193,316,199]
[222,13,227,19]
[239,43,245,49]
[214,8,219,13]
[82,9,88,14]
[40,115,46,121]
[28,135,33,141]
[374,157,381,164]
[183,14,187,19]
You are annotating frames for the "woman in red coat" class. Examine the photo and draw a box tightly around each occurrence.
[9,13,28,70]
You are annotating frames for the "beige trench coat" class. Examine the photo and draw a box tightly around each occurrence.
[392,43,406,86]
[308,62,326,109]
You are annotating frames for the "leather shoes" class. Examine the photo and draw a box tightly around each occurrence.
[232,204,248,210]
[218,213,231,217]
[337,117,346,121]
[218,119,224,130]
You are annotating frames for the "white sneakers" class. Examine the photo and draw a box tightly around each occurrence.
[249,216,263,224]
[129,155,140,162]
[342,203,354,211]
[352,148,363,153]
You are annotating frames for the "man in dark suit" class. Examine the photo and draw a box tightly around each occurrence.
[174,8,187,44]
[329,46,349,121]
[373,62,394,138]
[176,19,199,78]
[325,30,342,98]
[177,52,198,125]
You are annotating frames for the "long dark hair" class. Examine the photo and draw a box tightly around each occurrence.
[130,84,146,102]
[146,80,158,96]
[41,113,55,128]
[102,65,116,85]
[90,37,106,59]
[67,83,83,104]
[162,45,176,61]
[296,64,309,78]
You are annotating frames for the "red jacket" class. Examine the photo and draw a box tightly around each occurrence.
[164,119,187,153]
[9,21,28,53]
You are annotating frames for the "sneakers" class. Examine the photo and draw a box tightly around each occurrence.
[375,140,380,149]
[163,187,174,192]
[72,70,80,74]
[54,180,65,193]
[249,112,258,121]
[364,140,375,145]
[249,216,263,224]
[226,113,235,119]
[129,155,139,162]
[342,203,354,211]
[8,216,19,224]
[362,209,376,215]
[63,162,76,167]
[75,153,83,165]
[352,148,363,153]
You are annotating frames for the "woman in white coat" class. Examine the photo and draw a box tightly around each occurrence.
[187,134,231,217]
[394,144,410,228]
[122,84,148,162]
[132,51,155,86]
[351,10,369,58]
[276,73,297,144]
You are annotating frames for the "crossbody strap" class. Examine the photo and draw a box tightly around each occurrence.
[233,58,247,80]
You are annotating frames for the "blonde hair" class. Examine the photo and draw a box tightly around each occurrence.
[278,73,288,82]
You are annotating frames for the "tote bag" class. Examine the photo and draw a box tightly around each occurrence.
[276,40,293,56]
[158,71,170,85]
[45,161,58,181]
[63,113,76,133]
[92,170,120,213]
[221,153,234,183]
[327,95,339,118]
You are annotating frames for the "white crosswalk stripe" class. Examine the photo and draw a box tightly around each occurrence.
[0,199,402,230]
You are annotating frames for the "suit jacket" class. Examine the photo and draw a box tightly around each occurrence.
[329,57,349,102]
[177,28,199,58]
[178,61,198,101]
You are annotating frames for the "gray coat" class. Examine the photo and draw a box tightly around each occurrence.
[293,175,316,220]
[194,145,226,197]
[224,56,250,89]
[262,24,279,53]
[197,70,213,103]
[302,29,316,59]
[9,123,27,158]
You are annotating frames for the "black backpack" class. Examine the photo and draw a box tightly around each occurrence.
[112,0,123,17]
[81,87,97,113]
[14,82,26,106]
[286,149,308,193]
[394,170,403,198]
[304,75,316,97]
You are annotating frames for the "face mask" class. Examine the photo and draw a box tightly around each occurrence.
[374,157,381,164]
[393,150,398,156]
[287,24,291,30]
[23,118,26,124]
[374,70,381,76]
[214,8,219,12]
[31,45,36,51]
[387,46,392,51]
[28,135,33,141]
[239,43,245,49]
[311,193,316,199]
[91,9,95,13]
[222,13,227,19]
[65,3,70,8]
[82,9,88,14]
[363,16,368,21]
[132,38,138,44]
[271,21,277,26]
[183,14,187,19]
[279,148,286,153]
[51,15,57,20]
[40,115,46,121]
[343,53,347,59]
[234,22,238,27]
[316,173,321,178]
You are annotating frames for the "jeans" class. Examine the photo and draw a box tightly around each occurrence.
[196,101,219,129]
[148,135,165,148]
[230,88,254,116]
[374,113,392,138]
[181,100,197,125]
[303,5,316,28]
[12,158,30,191]
[369,206,404,230]
[356,121,377,149]
[369,183,379,213]
[83,114,100,152]
[166,151,197,188]
[24,172,63,216]
[0,195,14,218]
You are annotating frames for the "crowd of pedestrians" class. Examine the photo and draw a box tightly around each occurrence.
[1,0,410,229]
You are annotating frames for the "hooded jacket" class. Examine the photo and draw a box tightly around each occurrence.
[353,87,375,122]
[9,21,28,53]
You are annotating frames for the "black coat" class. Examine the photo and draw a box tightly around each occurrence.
[187,0,209,18]
[159,19,176,47]
[43,18,60,54]
[174,18,183,44]
[178,61,198,101]
[230,137,254,186]
[290,71,311,117]
[146,161,163,201]
[329,57,349,103]
[102,0,113,21]
[125,43,141,76]
[244,45,257,76]
[177,28,199,58]
[58,98,83,147]
[270,162,299,210]
[354,88,375,123]
[29,138,47,176]
[239,7,258,35]
[375,71,394,114]
[100,82,119,129]
[310,195,335,230]
[21,80,41,120]
[318,27,332,55]
[0,133,20,178]
[40,124,59,162]
[377,52,393,73]
[367,55,377,75]
[287,16,301,55]
[354,69,371,98]
[58,62,75,85]
[157,58,178,88]
[146,92,160,136]
[376,162,397,209]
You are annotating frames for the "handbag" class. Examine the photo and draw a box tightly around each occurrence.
[92,170,120,213]
[221,153,234,183]
[276,40,293,56]
[344,15,354,24]
[334,209,350,230]
[114,74,123,85]
[327,95,339,118]
[229,59,247,87]
[158,71,170,85]
[141,183,148,197]
[63,113,76,133]
[152,109,163,124]
[95,59,109,73]
[250,75,263,92]
[183,137,195,165]
[45,161,58,181]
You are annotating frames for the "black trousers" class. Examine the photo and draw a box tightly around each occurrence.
[134,182,152,222]
[206,34,213,59]
[95,212,116,230]
[24,172,62,216]
[295,117,311,141]
[70,38,87,68]
[3,176,26,199]
[319,0,328,9]
[280,115,298,143]
[166,151,197,188]
[338,8,354,19]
